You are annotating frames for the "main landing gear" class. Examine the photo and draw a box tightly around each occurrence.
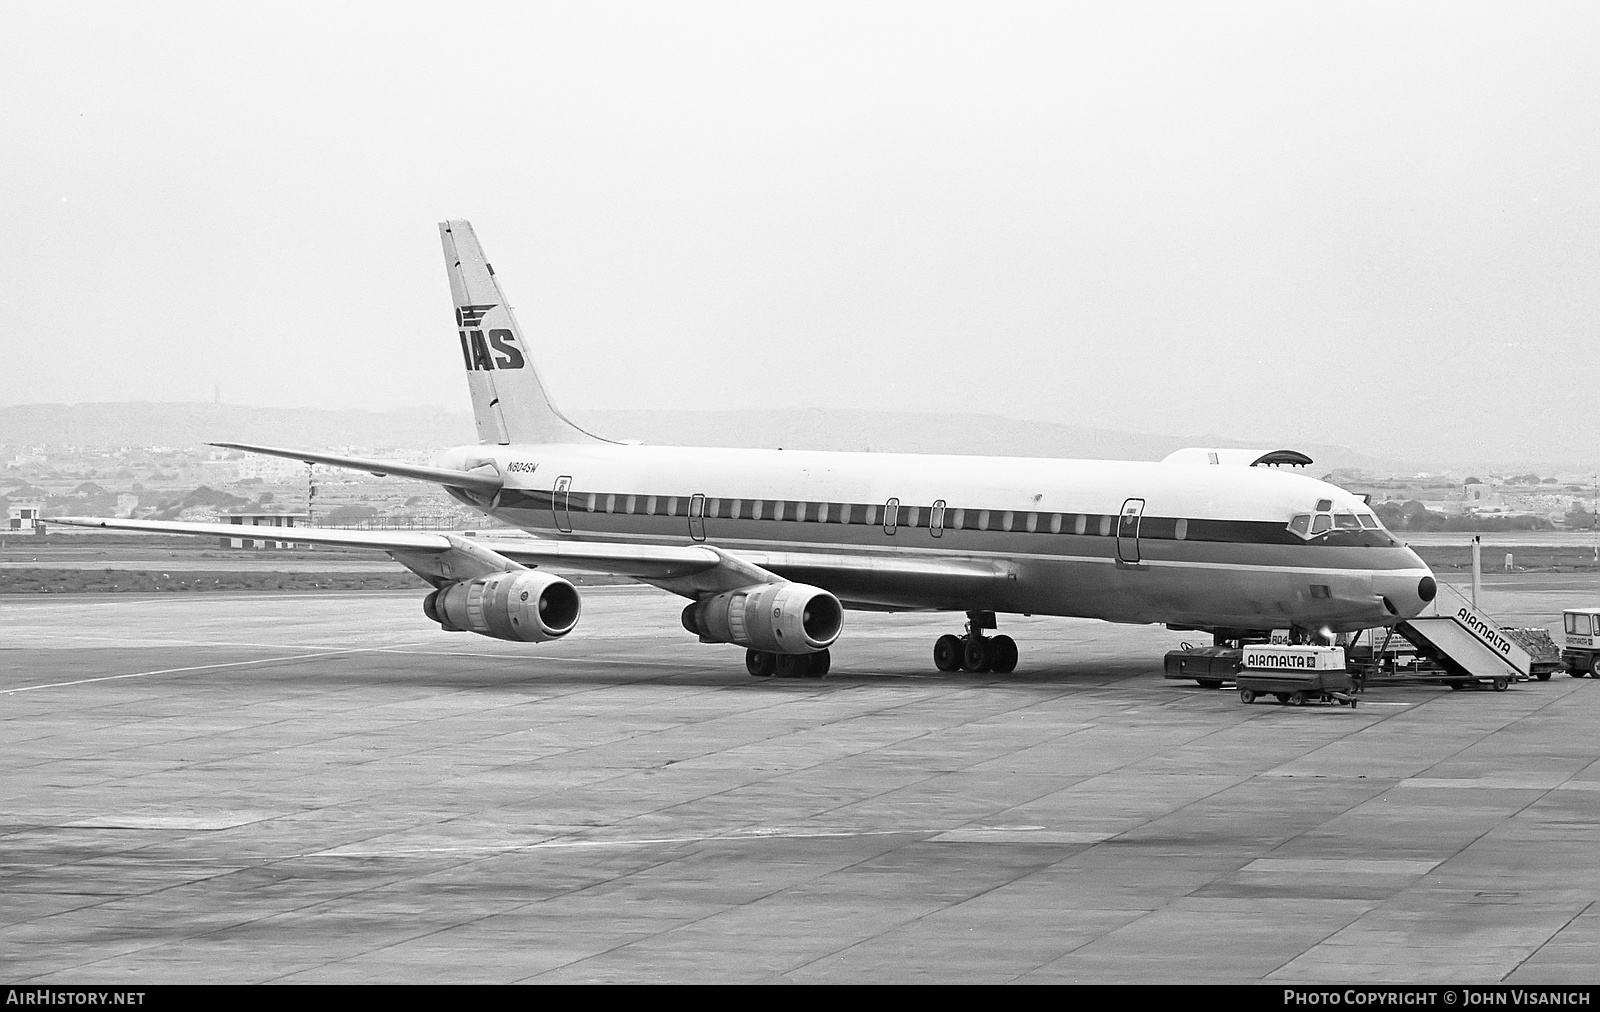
[747,648,831,678]
[933,611,1018,673]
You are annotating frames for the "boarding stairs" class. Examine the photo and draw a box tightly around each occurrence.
[1380,583,1531,687]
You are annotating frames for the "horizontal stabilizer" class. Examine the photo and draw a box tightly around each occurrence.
[210,442,503,493]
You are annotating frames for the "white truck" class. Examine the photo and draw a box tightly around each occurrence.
[1560,608,1600,678]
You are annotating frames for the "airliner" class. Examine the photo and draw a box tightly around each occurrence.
[55,220,1438,677]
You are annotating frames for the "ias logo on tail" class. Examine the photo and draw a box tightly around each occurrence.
[456,304,497,328]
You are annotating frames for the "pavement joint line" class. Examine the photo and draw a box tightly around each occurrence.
[1505,898,1597,980]
[1,645,417,694]
[307,825,946,857]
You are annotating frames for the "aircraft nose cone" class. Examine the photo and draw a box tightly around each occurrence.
[1378,558,1436,621]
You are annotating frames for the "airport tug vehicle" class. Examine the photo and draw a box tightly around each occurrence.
[1234,645,1358,707]
[1559,608,1600,678]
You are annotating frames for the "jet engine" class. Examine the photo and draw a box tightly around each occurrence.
[682,582,843,654]
[423,570,582,643]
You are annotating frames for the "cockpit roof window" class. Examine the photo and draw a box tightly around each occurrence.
[1315,499,1332,512]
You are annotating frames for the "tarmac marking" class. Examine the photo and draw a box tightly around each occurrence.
[1244,857,1442,875]
[371,647,701,671]
[309,824,1110,858]
[1,646,387,695]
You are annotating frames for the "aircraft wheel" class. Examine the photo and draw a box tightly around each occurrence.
[1239,689,1256,704]
[746,649,776,677]
[962,636,992,673]
[989,635,1018,673]
[775,654,808,678]
[807,649,831,678]
[933,635,963,672]
[1492,676,1508,692]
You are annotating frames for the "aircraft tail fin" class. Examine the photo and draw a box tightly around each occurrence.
[439,220,612,446]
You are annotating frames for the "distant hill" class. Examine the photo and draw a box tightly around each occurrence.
[1,401,1420,474]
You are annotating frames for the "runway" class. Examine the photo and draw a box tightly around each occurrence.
[2,585,1598,983]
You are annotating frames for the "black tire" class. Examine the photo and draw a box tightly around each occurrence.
[1239,689,1256,704]
[1590,655,1600,678]
[1289,692,1306,706]
[775,654,808,678]
[962,635,992,673]
[933,635,963,672]
[1274,693,1289,704]
[807,649,830,678]
[1448,681,1465,691]
[1198,680,1223,690]
[1492,677,1508,692]
[989,635,1018,673]
[1536,672,1551,682]
[746,649,775,677]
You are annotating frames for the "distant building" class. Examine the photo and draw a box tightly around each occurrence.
[1463,478,1503,512]
[7,503,42,532]
[219,509,311,549]
[237,455,309,484]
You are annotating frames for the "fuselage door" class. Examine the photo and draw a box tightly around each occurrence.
[1117,498,1146,564]
[688,493,707,542]
[553,476,572,533]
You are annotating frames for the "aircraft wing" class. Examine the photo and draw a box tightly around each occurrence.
[209,442,503,494]
[47,517,1012,606]
[46,517,721,582]
[731,550,1014,610]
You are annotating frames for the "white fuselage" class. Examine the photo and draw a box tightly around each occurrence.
[437,442,1435,633]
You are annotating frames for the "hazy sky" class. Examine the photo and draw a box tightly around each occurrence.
[3,2,1597,462]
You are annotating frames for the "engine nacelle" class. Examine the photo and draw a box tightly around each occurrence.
[682,582,843,654]
[423,570,582,643]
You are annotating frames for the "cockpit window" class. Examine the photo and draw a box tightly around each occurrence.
[1310,514,1332,535]
[1315,499,1332,512]
[1335,512,1361,530]
[1356,512,1379,530]
[1289,514,1310,536]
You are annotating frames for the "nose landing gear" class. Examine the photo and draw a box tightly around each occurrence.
[933,612,1018,673]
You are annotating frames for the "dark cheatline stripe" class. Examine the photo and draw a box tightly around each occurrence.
[493,489,1398,550]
